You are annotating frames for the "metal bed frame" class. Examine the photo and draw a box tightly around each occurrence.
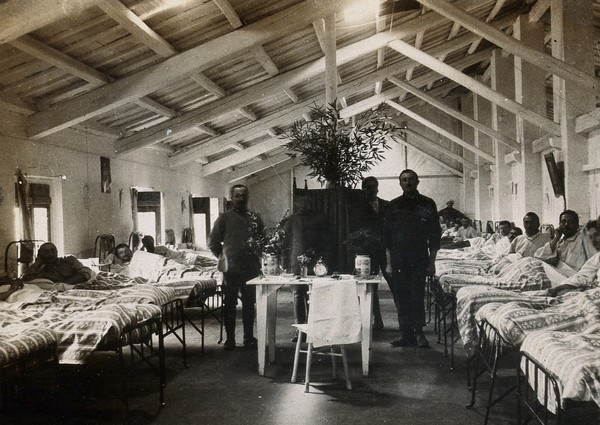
[4,239,45,277]
[429,276,459,370]
[182,283,224,352]
[0,338,59,411]
[517,351,600,425]
[101,312,166,408]
[467,319,519,425]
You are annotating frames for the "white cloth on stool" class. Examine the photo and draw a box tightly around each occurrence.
[308,278,362,348]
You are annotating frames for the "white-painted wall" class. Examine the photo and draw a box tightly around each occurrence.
[0,111,228,270]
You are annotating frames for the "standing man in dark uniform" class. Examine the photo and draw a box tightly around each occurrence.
[209,184,264,351]
[360,176,392,330]
[384,170,441,348]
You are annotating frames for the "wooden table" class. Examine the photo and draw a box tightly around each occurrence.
[247,274,380,377]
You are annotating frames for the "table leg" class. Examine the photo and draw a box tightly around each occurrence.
[267,289,277,363]
[255,284,280,376]
[357,282,373,376]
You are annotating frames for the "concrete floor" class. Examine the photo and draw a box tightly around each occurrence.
[3,286,518,425]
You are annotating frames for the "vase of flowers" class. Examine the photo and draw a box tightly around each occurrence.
[297,253,311,278]
[248,210,289,276]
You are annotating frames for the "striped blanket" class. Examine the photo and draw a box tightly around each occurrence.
[456,286,549,351]
[479,288,600,347]
[76,271,218,305]
[441,257,551,293]
[521,328,600,412]
[0,301,161,364]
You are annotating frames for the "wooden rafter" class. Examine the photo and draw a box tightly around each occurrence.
[404,128,477,168]
[251,45,279,76]
[339,48,492,118]
[27,0,360,140]
[388,77,520,150]
[96,0,177,57]
[387,100,495,162]
[190,72,227,98]
[417,0,600,98]
[119,5,518,156]
[225,152,291,182]
[172,48,491,167]
[0,0,96,44]
[213,0,243,29]
[202,138,283,176]
[388,38,561,135]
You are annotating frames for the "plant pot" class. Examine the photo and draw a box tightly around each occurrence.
[355,254,371,278]
[262,254,279,276]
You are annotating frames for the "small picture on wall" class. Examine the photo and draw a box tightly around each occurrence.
[101,156,112,193]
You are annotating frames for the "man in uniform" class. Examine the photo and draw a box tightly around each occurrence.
[384,170,441,348]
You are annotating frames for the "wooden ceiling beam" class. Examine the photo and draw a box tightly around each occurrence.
[266,128,280,137]
[10,35,109,85]
[237,107,257,121]
[213,0,243,29]
[190,72,226,98]
[388,77,520,150]
[404,128,476,168]
[117,0,515,155]
[11,32,175,120]
[202,138,283,176]
[251,45,279,76]
[133,97,177,118]
[324,13,337,105]
[74,121,122,138]
[469,0,506,55]
[387,100,496,162]
[0,0,96,44]
[417,0,600,97]
[339,48,492,118]
[284,88,299,103]
[405,30,424,82]
[529,0,550,23]
[394,134,464,177]
[226,152,291,182]
[388,38,561,135]
[96,0,177,57]
[170,55,475,168]
[27,0,360,139]
[196,124,220,137]
[0,94,38,115]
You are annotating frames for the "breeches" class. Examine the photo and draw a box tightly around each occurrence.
[391,258,427,332]
[222,272,256,338]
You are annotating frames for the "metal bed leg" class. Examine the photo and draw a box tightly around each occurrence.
[157,320,165,407]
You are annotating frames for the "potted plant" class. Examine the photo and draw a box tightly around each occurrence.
[283,102,399,188]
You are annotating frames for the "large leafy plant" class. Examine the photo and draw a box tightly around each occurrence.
[284,103,399,188]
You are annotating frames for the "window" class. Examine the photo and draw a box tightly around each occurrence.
[29,183,51,241]
[136,191,162,243]
[191,196,220,247]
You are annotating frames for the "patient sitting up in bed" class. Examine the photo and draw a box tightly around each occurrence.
[534,210,597,274]
[22,242,92,285]
[547,217,600,296]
